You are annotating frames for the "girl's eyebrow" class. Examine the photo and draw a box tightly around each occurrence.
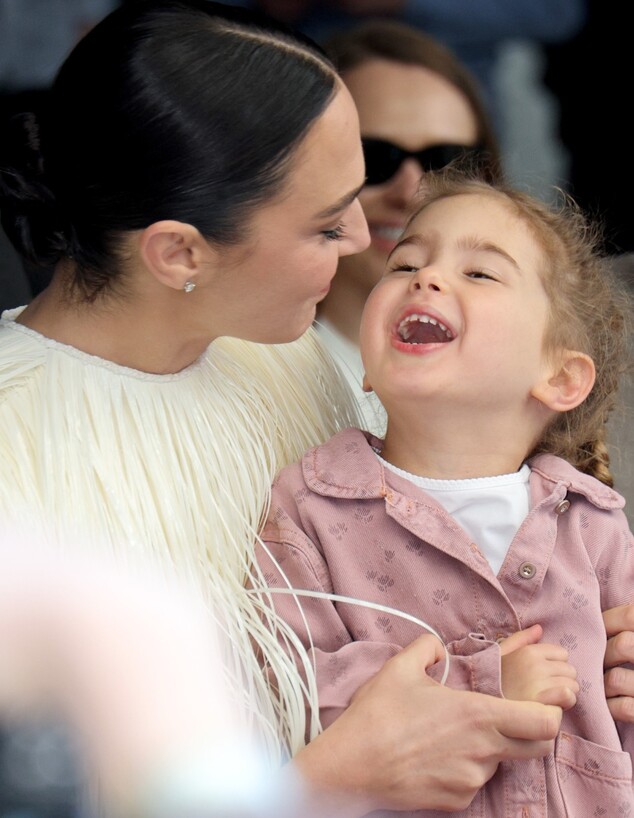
[387,232,522,275]
[386,234,426,264]
[314,182,365,220]
[457,236,521,273]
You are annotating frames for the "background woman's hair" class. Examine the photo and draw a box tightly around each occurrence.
[323,19,502,183]
[411,170,632,486]
[0,0,337,301]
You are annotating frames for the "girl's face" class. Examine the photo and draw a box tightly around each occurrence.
[204,84,369,343]
[359,192,554,418]
[335,58,480,294]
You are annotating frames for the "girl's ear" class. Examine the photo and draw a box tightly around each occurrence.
[362,373,373,393]
[531,350,596,412]
[139,220,215,291]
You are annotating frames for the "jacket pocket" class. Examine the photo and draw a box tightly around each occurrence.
[552,731,633,816]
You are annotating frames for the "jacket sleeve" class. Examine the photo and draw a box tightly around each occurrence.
[426,633,504,697]
[594,509,634,764]
[257,483,402,729]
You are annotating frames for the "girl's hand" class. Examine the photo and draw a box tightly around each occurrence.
[500,624,579,709]
[604,603,634,722]
[293,633,562,816]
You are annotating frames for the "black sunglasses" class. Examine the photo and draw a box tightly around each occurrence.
[362,138,485,186]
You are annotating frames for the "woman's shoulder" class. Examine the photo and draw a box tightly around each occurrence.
[0,308,48,388]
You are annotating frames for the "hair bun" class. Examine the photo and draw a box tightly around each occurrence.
[0,111,69,265]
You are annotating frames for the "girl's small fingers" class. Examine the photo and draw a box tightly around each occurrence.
[538,684,578,710]
[544,660,577,679]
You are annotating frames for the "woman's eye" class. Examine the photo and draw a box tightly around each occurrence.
[322,223,346,242]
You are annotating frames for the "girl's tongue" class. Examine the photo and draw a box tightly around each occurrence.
[399,315,454,344]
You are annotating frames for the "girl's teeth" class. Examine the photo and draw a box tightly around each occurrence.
[397,313,455,341]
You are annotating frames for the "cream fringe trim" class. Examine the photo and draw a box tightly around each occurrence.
[0,314,360,763]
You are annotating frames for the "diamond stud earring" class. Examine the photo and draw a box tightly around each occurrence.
[183,281,196,293]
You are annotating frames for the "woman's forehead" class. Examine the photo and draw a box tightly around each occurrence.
[266,85,365,218]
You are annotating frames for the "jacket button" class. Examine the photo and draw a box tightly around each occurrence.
[519,562,536,579]
[555,499,571,514]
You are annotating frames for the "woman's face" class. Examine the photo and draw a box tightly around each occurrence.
[205,83,370,343]
[337,58,480,293]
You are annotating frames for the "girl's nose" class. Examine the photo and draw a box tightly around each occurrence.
[409,266,448,294]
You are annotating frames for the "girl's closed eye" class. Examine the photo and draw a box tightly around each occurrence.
[386,261,420,275]
[465,268,498,281]
[322,223,347,242]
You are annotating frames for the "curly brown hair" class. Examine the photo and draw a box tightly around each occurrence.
[408,170,632,486]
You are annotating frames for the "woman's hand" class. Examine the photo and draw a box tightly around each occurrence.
[292,633,561,817]
[604,603,634,722]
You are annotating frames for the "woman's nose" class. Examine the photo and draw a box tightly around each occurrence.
[384,159,423,209]
[340,198,370,256]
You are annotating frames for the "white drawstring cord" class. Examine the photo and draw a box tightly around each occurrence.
[256,587,450,685]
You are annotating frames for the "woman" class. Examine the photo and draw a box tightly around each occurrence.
[0,1,625,814]
[316,20,501,432]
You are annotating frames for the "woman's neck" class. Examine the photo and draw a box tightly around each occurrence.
[17,274,212,375]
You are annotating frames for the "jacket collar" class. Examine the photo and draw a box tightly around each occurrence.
[302,428,625,511]
[528,453,625,510]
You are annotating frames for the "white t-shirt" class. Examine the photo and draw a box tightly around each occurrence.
[315,318,385,436]
[375,453,531,575]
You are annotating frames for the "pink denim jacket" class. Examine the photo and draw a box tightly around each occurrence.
[258,428,634,817]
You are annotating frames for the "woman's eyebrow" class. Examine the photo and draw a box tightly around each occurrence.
[315,182,365,220]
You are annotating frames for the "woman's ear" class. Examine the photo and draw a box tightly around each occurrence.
[362,373,373,393]
[139,220,213,291]
[531,350,596,412]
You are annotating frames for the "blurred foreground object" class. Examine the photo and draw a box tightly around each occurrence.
[0,536,305,818]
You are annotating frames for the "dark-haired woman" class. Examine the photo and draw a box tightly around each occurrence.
[0,1,571,813]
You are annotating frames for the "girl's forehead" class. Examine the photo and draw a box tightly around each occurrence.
[423,190,511,217]
[406,191,516,234]
[404,191,547,271]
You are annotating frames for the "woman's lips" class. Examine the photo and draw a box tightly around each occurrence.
[369,223,405,254]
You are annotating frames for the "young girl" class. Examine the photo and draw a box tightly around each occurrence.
[257,172,633,816]
[315,20,501,435]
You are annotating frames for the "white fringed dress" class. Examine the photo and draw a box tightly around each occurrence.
[0,306,359,756]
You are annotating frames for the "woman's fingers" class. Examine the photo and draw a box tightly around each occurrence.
[603,603,634,642]
[498,624,543,656]
[602,604,634,723]
[604,628,634,670]
[607,695,634,723]
[398,632,447,671]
